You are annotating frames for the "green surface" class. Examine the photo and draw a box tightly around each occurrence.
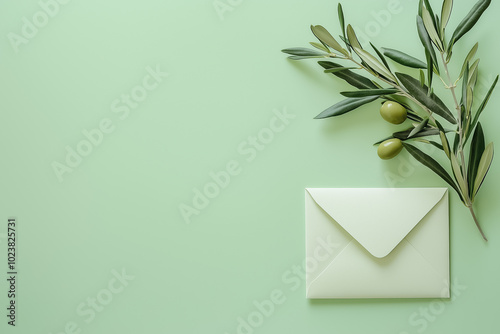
[0,0,499,333]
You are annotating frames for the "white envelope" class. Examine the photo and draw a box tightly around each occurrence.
[305,188,449,299]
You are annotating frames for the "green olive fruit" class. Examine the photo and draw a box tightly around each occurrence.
[380,101,407,124]
[377,138,403,160]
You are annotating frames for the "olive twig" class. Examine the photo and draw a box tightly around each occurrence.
[346,56,437,126]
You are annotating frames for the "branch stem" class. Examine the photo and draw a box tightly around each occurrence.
[468,205,488,241]
[439,53,488,241]
[440,52,469,195]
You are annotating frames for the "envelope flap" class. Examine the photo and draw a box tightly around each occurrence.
[306,188,447,258]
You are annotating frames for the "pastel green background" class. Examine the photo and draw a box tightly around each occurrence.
[0,0,499,333]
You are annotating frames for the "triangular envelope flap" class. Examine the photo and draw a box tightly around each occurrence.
[306,188,447,258]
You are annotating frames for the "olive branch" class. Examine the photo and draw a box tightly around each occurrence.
[283,0,496,241]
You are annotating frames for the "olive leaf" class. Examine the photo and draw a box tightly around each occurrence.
[353,47,397,82]
[426,140,444,151]
[445,48,453,63]
[394,127,441,140]
[374,127,442,145]
[432,141,445,150]
[472,142,494,199]
[469,75,499,137]
[450,151,468,199]
[396,72,457,124]
[468,59,480,89]
[417,16,439,73]
[381,48,427,69]
[403,142,462,197]
[435,12,441,33]
[453,105,466,154]
[311,25,349,56]
[318,61,377,89]
[370,43,391,72]
[419,70,426,87]
[440,131,451,158]
[453,126,460,154]
[435,120,451,158]
[422,6,444,51]
[458,43,478,80]
[461,62,469,106]
[338,3,349,51]
[425,50,434,88]
[440,0,453,35]
[346,24,363,50]
[340,88,398,97]
[468,123,485,197]
[314,96,378,119]
[323,66,358,73]
[422,0,437,27]
[310,42,330,53]
[281,47,327,58]
[449,0,491,47]
[408,118,429,138]
[466,86,474,115]
[469,59,480,81]
[287,56,325,60]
